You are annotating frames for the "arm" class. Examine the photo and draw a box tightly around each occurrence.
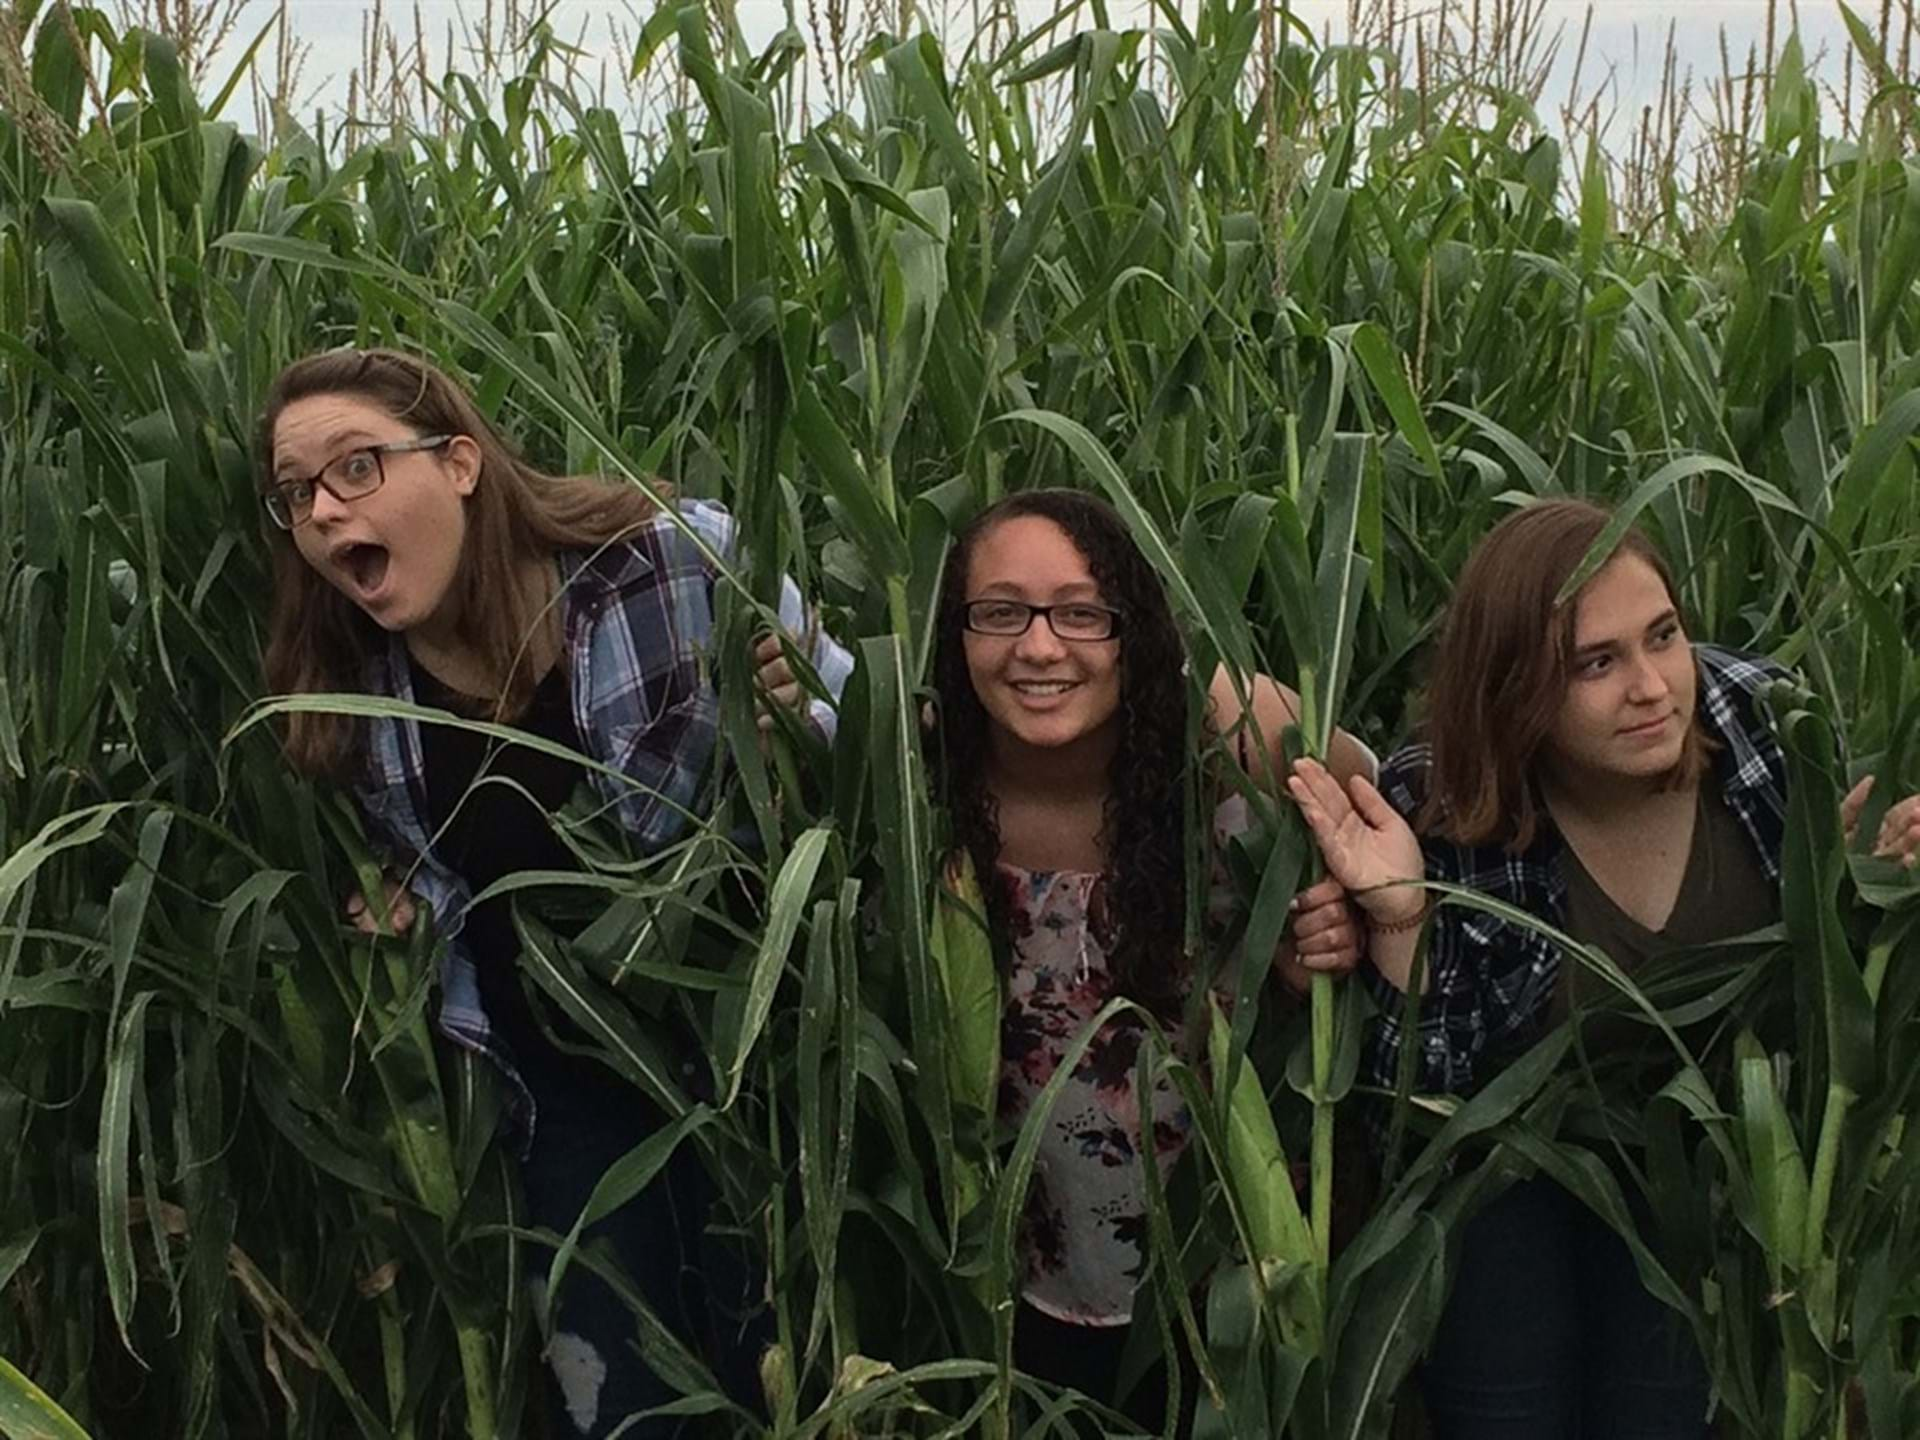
[1206,665,1376,791]
[1205,667,1371,992]
[1291,754,1577,1095]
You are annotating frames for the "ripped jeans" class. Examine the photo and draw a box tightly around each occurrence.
[520,1054,764,1438]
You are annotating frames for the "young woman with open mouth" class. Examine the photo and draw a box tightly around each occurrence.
[257,348,853,1439]
[1286,499,1920,1438]
[930,489,1377,1430]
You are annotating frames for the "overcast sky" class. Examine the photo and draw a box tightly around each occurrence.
[216,0,1869,141]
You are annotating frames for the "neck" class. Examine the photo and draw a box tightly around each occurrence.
[986,721,1118,804]
[406,583,469,679]
[407,550,558,693]
[1540,757,1689,829]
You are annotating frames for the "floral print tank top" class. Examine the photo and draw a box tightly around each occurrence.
[997,799,1247,1326]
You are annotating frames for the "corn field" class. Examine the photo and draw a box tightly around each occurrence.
[3,0,1920,1434]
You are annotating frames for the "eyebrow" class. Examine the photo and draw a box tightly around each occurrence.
[273,429,378,479]
[1572,607,1679,659]
[971,579,1101,599]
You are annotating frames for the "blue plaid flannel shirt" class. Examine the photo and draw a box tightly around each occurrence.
[352,498,854,1124]
[1361,645,1791,1097]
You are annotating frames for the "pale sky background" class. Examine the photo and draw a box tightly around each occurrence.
[193,0,1877,146]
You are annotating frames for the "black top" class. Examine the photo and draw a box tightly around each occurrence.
[1553,780,1779,1042]
[411,656,590,1079]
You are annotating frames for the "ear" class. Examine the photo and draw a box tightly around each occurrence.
[443,435,482,497]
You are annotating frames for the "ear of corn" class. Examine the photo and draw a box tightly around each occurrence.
[932,849,999,1227]
[1206,998,1320,1352]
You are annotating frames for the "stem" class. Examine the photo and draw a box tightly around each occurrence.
[378,1289,415,1439]
[767,1055,798,1433]
[1780,1084,1855,1439]
[1802,1083,1854,1273]
[1310,970,1333,1285]
[455,1324,496,1440]
[1785,1369,1816,1439]
[886,573,913,659]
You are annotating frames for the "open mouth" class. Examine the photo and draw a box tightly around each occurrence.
[334,541,392,598]
[1010,680,1077,697]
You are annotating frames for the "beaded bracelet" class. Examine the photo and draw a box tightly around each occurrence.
[1366,897,1430,935]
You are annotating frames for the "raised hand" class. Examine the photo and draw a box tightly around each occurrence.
[1846,775,1920,866]
[1286,757,1426,925]
[753,629,812,733]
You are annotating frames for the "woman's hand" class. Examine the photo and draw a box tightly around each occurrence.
[754,630,814,733]
[345,876,417,937]
[1286,758,1426,924]
[1272,878,1363,996]
[1843,775,1920,866]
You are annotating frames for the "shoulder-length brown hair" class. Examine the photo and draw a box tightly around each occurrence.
[257,348,660,779]
[1418,498,1709,852]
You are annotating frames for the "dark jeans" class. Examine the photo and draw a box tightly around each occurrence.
[1421,1176,1710,1439]
[1014,1302,1193,1436]
[519,1051,762,1438]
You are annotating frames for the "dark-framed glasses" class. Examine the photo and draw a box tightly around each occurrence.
[263,434,452,530]
[962,599,1122,642]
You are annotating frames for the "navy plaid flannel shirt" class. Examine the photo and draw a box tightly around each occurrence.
[353,498,854,1124]
[1361,645,1792,1097]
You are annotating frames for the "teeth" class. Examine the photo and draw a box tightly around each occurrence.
[1013,681,1073,695]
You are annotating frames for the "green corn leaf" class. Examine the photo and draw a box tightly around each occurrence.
[723,826,833,1106]
[98,991,156,1354]
[1734,1032,1810,1276]
[0,1354,93,1440]
[1341,324,1443,485]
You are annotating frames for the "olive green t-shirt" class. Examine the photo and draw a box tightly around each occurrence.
[1553,783,1778,1029]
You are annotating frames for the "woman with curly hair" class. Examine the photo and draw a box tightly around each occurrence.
[1287,499,1920,1438]
[256,348,852,1437]
[931,489,1375,1425]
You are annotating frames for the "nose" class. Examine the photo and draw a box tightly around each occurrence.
[1013,614,1068,663]
[306,481,349,529]
[1625,649,1670,702]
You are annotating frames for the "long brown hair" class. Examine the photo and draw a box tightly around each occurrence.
[1419,499,1709,851]
[257,348,660,778]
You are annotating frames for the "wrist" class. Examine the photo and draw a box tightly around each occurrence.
[1362,888,1429,933]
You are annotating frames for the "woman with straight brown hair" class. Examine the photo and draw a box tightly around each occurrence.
[256,348,853,1437]
[1283,499,1920,1438]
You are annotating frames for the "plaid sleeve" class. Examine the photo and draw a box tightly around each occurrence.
[582,514,723,851]
[1363,746,1465,1092]
[1360,744,1532,1096]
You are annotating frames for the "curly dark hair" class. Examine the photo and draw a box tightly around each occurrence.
[931,489,1193,1013]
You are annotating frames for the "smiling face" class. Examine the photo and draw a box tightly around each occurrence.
[1544,554,1699,792]
[960,514,1123,757]
[273,392,480,638]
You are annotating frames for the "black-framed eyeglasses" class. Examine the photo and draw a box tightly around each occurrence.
[262,434,452,530]
[962,599,1122,642]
